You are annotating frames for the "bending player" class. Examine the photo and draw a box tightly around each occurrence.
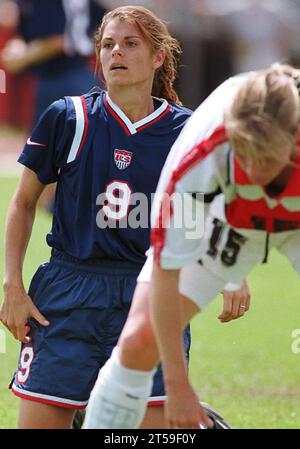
[84,63,300,428]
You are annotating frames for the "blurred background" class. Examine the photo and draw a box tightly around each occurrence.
[2,0,300,132]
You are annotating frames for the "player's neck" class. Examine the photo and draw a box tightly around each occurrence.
[107,86,154,123]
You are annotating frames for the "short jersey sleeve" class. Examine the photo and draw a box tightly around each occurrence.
[18,99,71,184]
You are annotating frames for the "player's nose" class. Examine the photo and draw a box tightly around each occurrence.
[112,44,123,56]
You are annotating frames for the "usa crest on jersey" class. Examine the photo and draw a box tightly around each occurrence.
[114,149,133,170]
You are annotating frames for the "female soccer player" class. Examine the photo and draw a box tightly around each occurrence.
[84,63,300,429]
[1,5,248,429]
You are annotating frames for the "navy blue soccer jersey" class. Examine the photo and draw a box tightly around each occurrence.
[18,89,191,263]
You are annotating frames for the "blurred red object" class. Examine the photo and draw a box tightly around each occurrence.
[0,0,36,130]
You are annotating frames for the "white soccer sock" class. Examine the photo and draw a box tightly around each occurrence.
[84,347,156,429]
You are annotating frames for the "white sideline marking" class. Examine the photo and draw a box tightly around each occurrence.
[0,329,6,354]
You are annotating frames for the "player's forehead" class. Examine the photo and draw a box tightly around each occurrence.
[101,18,144,42]
[234,146,288,165]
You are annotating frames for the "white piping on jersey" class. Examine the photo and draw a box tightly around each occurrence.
[135,96,169,129]
[67,96,86,163]
[106,93,169,135]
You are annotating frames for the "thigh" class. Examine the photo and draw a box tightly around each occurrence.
[119,282,153,338]
[18,399,75,429]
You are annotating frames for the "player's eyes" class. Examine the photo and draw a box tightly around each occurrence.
[127,41,138,47]
[255,157,275,166]
[101,40,139,49]
[102,42,113,49]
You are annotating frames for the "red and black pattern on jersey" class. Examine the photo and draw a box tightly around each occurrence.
[225,155,300,232]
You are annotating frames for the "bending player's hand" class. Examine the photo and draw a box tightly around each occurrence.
[218,280,250,323]
[165,382,213,429]
[0,285,49,342]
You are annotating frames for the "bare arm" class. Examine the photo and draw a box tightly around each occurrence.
[150,264,212,429]
[1,167,50,342]
[1,35,64,75]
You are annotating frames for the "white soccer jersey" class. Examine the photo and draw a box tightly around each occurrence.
[150,73,300,270]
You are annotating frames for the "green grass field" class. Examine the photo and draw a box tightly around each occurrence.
[0,177,52,428]
[1,176,300,428]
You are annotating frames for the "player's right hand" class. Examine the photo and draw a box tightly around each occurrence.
[0,284,49,342]
[165,381,213,429]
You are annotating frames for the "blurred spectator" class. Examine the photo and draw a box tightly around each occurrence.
[221,0,298,74]
[1,0,106,212]
[0,0,35,129]
[1,0,106,125]
[285,0,300,67]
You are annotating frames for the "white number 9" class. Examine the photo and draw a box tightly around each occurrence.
[17,346,34,384]
[102,181,132,221]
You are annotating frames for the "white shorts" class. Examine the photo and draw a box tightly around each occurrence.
[138,211,300,311]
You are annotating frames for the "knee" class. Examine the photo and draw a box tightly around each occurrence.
[119,320,158,368]
[120,320,155,355]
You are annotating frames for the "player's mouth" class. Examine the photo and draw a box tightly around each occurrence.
[110,63,128,71]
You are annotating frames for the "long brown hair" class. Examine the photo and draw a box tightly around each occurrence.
[94,6,182,104]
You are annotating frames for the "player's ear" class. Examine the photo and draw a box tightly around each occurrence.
[153,48,165,70]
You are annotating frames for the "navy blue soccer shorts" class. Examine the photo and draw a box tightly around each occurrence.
[11,250,191,409]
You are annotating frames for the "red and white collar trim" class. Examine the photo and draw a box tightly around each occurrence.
[105,94,171,136]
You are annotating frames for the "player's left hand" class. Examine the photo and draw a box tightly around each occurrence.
[218,280,250,323]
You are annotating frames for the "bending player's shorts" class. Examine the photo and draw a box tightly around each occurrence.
[11,250,191,409]
[139,210,300,311]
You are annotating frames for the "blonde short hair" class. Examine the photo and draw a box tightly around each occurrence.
[224,63,300,162]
